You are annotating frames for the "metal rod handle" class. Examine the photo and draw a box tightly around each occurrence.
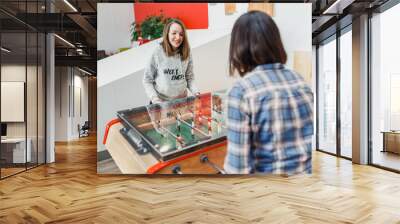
[200,154,226,174]
[171,165,183,174]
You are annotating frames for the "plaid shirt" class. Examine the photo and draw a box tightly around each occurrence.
[224,63,313,174]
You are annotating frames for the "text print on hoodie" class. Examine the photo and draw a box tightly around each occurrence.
[143,44,198,101]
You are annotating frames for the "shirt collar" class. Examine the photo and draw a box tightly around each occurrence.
[255,63,284,71]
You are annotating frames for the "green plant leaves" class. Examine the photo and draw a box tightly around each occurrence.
[130,14,174,42]
[130,22,139,42]
[141,15,164,40]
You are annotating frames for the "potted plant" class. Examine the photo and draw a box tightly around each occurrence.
[131,14,173,46]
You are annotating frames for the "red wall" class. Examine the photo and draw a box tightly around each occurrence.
[133,3,208,29]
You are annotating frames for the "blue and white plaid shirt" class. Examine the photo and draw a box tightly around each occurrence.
[224,63,313,174]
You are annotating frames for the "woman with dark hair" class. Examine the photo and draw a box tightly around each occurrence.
[224,11,313,174]
[143,19,199,104]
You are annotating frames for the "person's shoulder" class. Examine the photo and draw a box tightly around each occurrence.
[149,43,166,62]
[242,69,262,82]
[228,79,248,100]
[239,69,266,91]
[283,67,304,80]
[153,43,164,54]
[282,68,312,88]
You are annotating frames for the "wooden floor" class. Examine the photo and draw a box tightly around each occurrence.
[1,135,400,223]
[373,150,400,171]
[1,167,26,178]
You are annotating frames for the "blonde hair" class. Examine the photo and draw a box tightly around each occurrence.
[161,19,190,61]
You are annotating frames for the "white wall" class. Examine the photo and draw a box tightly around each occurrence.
[55,67,68,141]
[1,65,35,137]
[1,63,46,163]
[55,67,89,141]
[208,3,248,30]
[1,82,24,122]
[97,3,135,55]
[80,75,89,126]
[207,3,312,62]
[46,33,55,163]
[192,35,236,93]
[274,4,312,68]
[1,66,25,124]
[72,74,89,138]
[312,45,317,150]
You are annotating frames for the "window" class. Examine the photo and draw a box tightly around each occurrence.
[318,37,337,154]
[0,2,47,179]
[340,29,352,158]
[370,2,400,171]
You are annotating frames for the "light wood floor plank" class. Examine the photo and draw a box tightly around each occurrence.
[0,135,400,223]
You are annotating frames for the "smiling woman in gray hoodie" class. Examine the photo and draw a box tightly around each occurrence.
[143,19,199,104]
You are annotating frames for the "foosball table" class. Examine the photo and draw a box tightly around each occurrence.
[102,91,227,174]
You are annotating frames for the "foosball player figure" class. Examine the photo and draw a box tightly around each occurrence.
[197,112,202,123]
[176,134,184,150]
[157,120,164,138]
[190,116,195,137]
[217,121,222,133]
[176,116,181,132]
[208,117,212,135]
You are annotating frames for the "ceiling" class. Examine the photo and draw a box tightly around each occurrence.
[311,0,391,44]
[0,0,97,75]
[0,0,395,76]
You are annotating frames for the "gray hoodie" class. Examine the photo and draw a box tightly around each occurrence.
[143,44,198,102]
